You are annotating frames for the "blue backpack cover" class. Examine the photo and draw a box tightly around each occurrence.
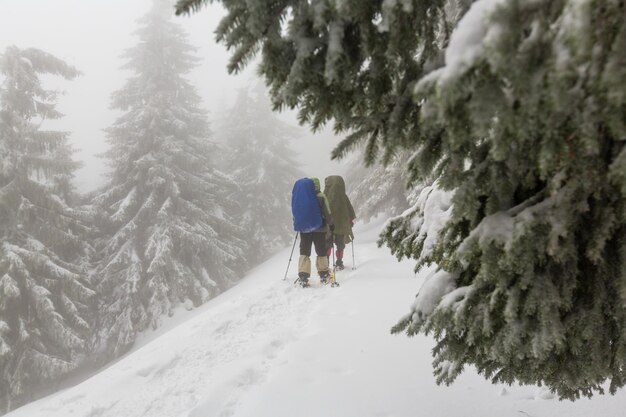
[291,178,323,232]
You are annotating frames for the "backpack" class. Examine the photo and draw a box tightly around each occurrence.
[291,178,323,233]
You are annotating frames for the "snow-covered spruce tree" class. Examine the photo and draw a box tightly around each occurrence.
[345,151,414,223]
[92,1,246,359]
[0,46,94,412]
[218,85,302,263]
[177,0,626,398]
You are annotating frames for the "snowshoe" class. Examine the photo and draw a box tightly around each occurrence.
[329,270,339,287]
[319,272,330,285]
[295,274,310,288]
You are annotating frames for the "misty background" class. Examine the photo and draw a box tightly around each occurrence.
[0,1,376,412]
[0,0,345,193]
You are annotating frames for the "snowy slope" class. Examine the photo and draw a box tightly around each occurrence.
[9,220,626,417]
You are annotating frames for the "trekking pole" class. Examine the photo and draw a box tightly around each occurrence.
[283,233,298,281]
[351,239,356,270]
[330,232,339,287]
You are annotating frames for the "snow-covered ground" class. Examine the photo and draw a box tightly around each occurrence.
[9,220,626,417]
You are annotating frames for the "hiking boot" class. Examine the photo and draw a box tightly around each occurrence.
[335,259,344,271]
[298,272,310,287]
[319,271,330,284]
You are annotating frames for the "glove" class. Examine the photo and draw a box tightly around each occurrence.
[329,223,335,232]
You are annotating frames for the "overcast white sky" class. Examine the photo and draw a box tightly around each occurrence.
[0,0,345,193]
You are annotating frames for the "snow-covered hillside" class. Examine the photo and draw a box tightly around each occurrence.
[8,220,626,417]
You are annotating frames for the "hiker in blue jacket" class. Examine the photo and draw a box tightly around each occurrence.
[293,177,334,286]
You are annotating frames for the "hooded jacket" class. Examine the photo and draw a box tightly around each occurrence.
[324,175,356,237]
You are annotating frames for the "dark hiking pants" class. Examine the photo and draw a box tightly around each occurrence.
[327,234,346,261]
[299,232,329,278]
[300,232,327,257]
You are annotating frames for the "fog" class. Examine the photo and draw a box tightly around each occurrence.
[0,0,345,193]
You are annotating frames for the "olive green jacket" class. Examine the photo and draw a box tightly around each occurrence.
[324,175,356,238]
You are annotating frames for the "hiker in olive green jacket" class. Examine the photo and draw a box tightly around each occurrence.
[298,177,334,285]
[324,175,356,270]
